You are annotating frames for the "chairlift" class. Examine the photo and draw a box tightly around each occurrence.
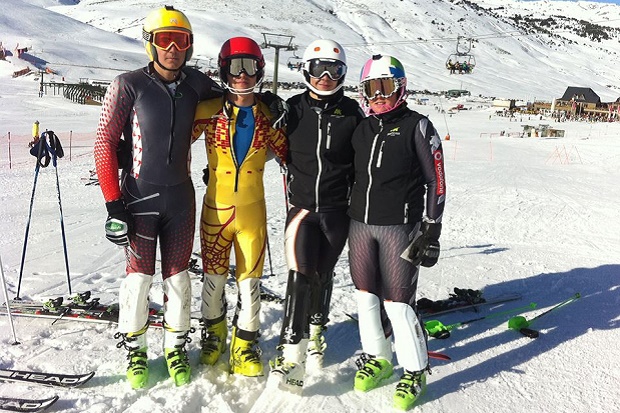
[445,36,476,74]
[287,53,303,70]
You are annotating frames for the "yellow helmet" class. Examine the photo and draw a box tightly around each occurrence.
[142,6,193,62]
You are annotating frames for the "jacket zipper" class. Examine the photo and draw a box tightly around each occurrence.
[364,119,383,223]
[315,112,323,211]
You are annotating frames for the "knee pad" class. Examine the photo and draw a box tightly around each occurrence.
[384,301,428,372]
[356,290,392,361]
[201,273,227,321]
[235,278,261,333]
[118,272,152,334]
[163,270,191,331]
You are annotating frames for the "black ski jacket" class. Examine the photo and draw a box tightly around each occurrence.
[285,90,364,212]
[348,104,446,225]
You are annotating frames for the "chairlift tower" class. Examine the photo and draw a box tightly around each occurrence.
[261,33,297,94]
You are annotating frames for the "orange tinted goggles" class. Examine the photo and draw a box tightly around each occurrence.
[361,78,398,100]
[151,30,192,51]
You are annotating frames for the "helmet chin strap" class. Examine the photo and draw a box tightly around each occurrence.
[224,79,263,95]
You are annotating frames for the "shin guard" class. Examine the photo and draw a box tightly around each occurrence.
[384,301,428,372]
[163,270,191,332]
[279,270,311,345]
[356,290,392,361]
[118,272,152,334]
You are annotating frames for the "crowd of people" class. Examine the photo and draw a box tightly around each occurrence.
[93,6,446,411]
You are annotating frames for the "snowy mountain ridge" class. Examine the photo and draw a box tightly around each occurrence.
[2,0,620,101]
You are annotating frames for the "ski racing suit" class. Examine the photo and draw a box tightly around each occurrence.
[192,97,287,341]
[348,103,446,374]
[94,63,222,335]
[279,90,364,350]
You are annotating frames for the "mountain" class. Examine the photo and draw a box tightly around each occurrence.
[2,0,620,102]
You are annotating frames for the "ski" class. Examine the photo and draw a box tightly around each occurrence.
[418,292,523,318]
[2,292,164,327]
[0,395,59,413]
[0,368,94,388]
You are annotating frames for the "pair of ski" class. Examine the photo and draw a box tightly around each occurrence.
[2,291,165,328]
[0,368,94,412]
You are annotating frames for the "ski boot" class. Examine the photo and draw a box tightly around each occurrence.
[268,341,307,393]
[306,323,327,370]
[199,318,227,365]
[114,326,149,389]
[353,353,393,392]
[164,328,193,386]
[393,370,427,410]
[229,327,263,377]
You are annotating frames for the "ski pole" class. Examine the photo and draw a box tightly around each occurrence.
[0,253,20,344]
[265,234,275,277]
[16,130,46,299]
[51,134,72,295]
[425,302,537,339]
[508,292,580,339]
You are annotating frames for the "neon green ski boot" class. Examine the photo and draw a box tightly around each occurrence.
[393,370,427,410]
[353,354,393,392]
[164,347,191,386]
[115,326,149,389]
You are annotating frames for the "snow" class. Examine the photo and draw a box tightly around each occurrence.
[1,0,620,412]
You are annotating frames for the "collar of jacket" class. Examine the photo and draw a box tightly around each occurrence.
[145,62,186,84]
[371,101,409,123]
[304,88,344,111]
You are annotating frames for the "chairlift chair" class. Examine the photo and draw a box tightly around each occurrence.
[287,53,303,70]
[445,36,476,74]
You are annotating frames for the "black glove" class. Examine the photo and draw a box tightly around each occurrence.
[408,222,441,267]
[104,199,133,247]
[261,91,289,130]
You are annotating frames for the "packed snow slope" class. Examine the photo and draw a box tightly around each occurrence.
[1,1,619,413]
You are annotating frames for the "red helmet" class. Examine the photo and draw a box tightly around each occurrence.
[218,37,265,85]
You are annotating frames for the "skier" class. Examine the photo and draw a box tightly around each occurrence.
[191,37,288,377]
[93,6,223,389]
[348,54,446,410]
[267,39,364,392]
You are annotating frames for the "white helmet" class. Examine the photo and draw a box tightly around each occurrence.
[302,39,347,96]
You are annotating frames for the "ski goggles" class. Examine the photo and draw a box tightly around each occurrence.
[147,30,192,51]
[307,59,346,80]
[361,78,399,100]
[227,58,260,77]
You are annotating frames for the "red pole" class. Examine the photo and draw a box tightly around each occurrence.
[69,130,72,161]
[7,131,11,169]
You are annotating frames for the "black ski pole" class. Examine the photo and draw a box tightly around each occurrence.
[265,234,275,277]
[50,133,72,295]
[16,130,46,299]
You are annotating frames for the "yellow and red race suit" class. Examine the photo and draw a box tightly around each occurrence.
[192,97,287,281]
